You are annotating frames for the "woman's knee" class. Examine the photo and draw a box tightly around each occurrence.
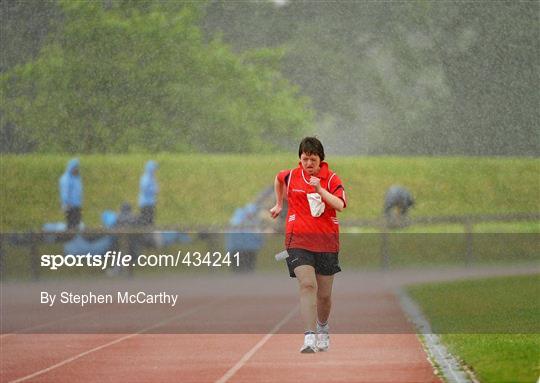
[298,278,317,293]
[317,292,331,304]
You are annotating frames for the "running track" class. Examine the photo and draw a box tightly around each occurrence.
[3,266,535,383]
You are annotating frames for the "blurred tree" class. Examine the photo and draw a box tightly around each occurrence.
[203,0,539,156]
[427,2,539,155]
[3,1,538,155]
[0,0,61,152]
[1,0,312,153]
[0,1,61,73]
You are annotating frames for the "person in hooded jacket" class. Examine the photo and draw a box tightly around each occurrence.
[383,185,415,227]
[59,158,83,230]
[226,203,264,272]
[138,160,159,226]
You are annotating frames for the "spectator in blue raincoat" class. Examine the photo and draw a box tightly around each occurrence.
[59,158,83,230]
[138,160,159,225]
[226,203,264,272]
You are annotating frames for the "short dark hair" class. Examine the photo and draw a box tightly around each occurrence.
[298,137,325,161]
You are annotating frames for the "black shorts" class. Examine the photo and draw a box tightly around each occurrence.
[285,248,341,278]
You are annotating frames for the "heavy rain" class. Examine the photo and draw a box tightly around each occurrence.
[1,2,539,383]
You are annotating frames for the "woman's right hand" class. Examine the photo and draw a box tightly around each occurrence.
[269,204,282,219]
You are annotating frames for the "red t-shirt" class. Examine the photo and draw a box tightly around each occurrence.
[277,162,346,252]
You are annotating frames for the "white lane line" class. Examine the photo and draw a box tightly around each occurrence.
[395,287,474,383]
[215,304,299,383]
[8,301,217,383]
[1,309,100,340]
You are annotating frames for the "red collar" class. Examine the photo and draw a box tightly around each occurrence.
[298,161,330,179]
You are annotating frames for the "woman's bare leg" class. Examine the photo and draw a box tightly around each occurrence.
[294,265,318,332]
[315,274,334,325]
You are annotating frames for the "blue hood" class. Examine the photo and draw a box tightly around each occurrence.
[66,158,80,174]
[145,160,158,174]
[59,158,83,207]
[139,160,159,207]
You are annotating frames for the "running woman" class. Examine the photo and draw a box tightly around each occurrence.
[270,137,347,353]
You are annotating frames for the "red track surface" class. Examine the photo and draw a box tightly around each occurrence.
[1,272,449,383]
[1,333,441,383]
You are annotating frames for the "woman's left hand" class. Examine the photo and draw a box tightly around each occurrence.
[309,176,322,192]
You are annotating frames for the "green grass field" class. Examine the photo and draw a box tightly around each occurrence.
[408,275,540,383]
[1,154,539,230]
[1,155,538,279]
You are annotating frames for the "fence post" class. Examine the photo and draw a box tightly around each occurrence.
[464,220,474,266]
[0,234,4,279]
[30,233,40,281]
[380,230,390,270]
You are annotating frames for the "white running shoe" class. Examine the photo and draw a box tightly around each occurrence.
[300,333,318,353]
[316,332,330,351]
[317,322,330,351]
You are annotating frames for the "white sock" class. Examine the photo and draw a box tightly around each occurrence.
[317,320,329,333]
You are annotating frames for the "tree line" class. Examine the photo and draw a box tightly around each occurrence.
[1,1,538,155]
[204,1,539,156]
[1,1,312,153]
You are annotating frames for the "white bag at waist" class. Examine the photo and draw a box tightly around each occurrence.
[307,193,325,217]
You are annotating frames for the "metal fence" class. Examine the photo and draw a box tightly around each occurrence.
[342,212,540,269]
[1,213,538,279]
